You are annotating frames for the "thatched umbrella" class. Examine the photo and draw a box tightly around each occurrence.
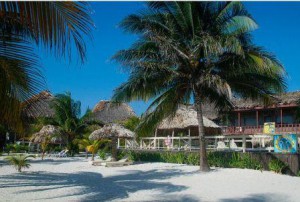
[89,124,135,160]
[91,101,136,124]
[157,105,220,136]
[30,125,63,144]
[22,91,55,119]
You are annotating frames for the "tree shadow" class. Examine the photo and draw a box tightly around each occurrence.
[220,193,289,202]
[0,168,199,201]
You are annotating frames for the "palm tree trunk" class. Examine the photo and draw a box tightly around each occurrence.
[92,153,94,161]
[194,90,210,172]
[111,137,117,161]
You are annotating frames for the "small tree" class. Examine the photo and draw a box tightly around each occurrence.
[5,155,35,172]
[86,140,102,161]
[40,137,51,160]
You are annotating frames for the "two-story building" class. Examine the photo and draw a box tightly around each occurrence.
[223,91,300,135]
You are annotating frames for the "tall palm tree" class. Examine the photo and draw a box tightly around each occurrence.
[0,2,93,131]
[50,92,83,143]
[112,2,286,171]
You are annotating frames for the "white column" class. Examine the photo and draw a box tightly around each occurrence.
[117,138,120,149]
[242,135,246,153]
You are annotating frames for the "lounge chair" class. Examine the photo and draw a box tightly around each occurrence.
[92,156,113,166]
[104,157,133,167]
[55,149,68,157]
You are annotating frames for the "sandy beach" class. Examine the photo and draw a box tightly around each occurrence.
[0,157,300,202]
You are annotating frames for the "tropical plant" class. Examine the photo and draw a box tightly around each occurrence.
[5,154,35,172]
[86,140,102,161]
[0,2,93,132]
[268,159,287,174]
[112,2,286,171]
[40,137,52,160]
[50,92,84,143]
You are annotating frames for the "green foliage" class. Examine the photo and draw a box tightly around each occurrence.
[112,1,286,138]
[5,143,28,154]
[98,150,106,160]
[268,159,287,174]
[5,154,35,172]
[0,2,93,131]
[120,151,264,171]
[67,142,79,157]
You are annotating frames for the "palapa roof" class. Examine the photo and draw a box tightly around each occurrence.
[232,91,300,110]
[30,125,63,144]
[89,124,135,140]
[92,101,136,124]
[157,105,219,130]
[22,91,55,118]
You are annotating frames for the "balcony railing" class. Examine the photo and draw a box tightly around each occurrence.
[222,124,300,135]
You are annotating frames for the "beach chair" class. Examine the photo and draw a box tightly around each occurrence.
[104,156,133,167]
[92,156,113,166]
[56,149,68,157]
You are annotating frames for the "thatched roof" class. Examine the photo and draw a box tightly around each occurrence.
[232,91,300,110]
[157,105,219,130]
[30,125,63,144]
[22,91,55,118]
[89,124,135,140]
[92,101,136,124]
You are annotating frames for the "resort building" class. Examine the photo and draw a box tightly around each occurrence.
[224,91,300,135]
[139,92,300,151]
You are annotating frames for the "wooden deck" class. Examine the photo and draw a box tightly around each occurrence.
[222,124,300,135]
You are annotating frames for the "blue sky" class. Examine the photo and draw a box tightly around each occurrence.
[39,2,300,116]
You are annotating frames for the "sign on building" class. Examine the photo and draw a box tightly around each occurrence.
[263,122,275,134]
[274,134,298,153]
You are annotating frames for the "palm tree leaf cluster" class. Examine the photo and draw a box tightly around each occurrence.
[0,2,94,131]
[112,2,286,136]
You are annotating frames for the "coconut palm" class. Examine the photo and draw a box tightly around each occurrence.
[5,154,35,172]
[0,2,93,131]
[112,2,286,171]
[50,92,83,143]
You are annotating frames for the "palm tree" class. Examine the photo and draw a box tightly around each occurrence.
[86,140,102,161]
[5,154,35,172]
[0,2,93,132]
[50,92,83,143]
[112,2,286,171]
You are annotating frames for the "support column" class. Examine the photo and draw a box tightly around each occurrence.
[242,135,246,153]
[172,130,174,148]
[188,128,191,151]
[280,108,283,133]
[154,129,157,149]
[256,110,259,127]
[238,112,241,127]
[117,138,120,149]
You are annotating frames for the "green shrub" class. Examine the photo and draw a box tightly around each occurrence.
[186,153,199,165]
[208,152,230,167]
[268,159,287,174]
[98,150,106,160]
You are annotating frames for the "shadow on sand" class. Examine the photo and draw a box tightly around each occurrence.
[0,167,199,201]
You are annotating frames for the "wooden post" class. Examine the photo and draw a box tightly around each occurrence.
[172,130,174,148]
[256,110,259,127]
[238,112,241,127]
[188,128,191,151]
[280,108,283,132]
[242,135,246,153]
[140,139,142,149]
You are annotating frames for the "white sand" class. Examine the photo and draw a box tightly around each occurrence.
[0,157,300,202]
